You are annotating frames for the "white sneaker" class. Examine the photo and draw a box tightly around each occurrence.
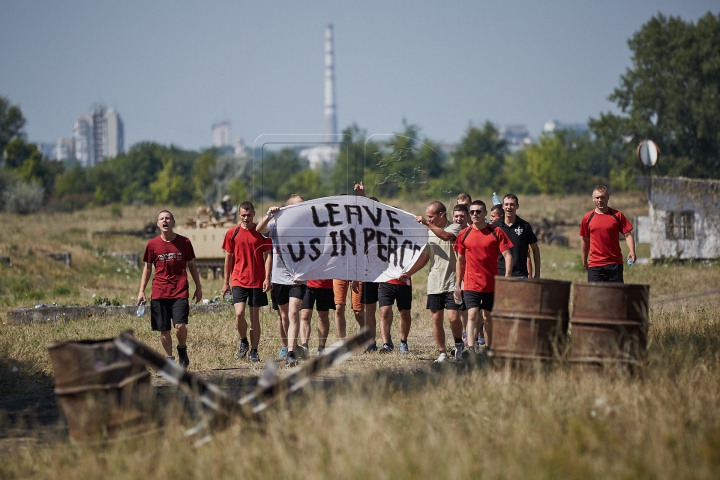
[434,352,448,363]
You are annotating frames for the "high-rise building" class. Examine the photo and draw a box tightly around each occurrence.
[212,121,231,148]
[72,105,124,167]
[53,138,75,161]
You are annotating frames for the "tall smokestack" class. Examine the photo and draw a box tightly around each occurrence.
[324,24,338,143]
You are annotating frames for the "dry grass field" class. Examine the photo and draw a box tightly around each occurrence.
[1,193,720,478]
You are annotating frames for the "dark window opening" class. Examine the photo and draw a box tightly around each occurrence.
[666,211,694,240]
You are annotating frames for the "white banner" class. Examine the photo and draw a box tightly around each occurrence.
[271,196,427,282]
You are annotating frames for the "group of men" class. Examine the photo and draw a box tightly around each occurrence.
[136,184,636,367]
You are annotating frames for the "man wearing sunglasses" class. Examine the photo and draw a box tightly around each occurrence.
[454,200,513,354]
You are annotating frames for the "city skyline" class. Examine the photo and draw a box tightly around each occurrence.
[1,1,717,151]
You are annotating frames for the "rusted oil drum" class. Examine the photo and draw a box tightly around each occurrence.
[47,336,153,441]
[570,283,650,371]
[487,277,571,362]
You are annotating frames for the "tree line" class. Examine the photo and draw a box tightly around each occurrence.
[1,12,718,214]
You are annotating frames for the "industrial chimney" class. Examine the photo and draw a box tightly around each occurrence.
[324,24,338,143]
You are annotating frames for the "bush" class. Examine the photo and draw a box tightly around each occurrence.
[2,180,44,214]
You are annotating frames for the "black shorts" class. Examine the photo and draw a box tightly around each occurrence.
[232,286,268,307]
[463,291,494,311]
[273,283,306,306]
[427,292,463,311]
[379,283,412,311]
[270,288,279,311]
[588,264,624,283]
[150,298,189,332]
[301,287,335,311]
[360,282,379,305]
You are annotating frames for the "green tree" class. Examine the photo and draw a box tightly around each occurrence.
[0,96,26,156]
[450,122,508,191]
[278,168,329,200]
[590,12,720,178]
[253,148,306,200]
[4,138,64,193]
[150,157,194,205]
[192,151,217,198]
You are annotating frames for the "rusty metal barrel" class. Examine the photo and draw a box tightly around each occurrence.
[47,336,154,441]
[487,277,572,362]
[570,283,650,371]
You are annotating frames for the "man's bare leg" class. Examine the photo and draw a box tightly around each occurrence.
[317,311,330,349]
[249,306,261,350]
[460,310,468,343]
[399,309,411,343]
[286,297,303,356]
[431,310,445,351]
[353,307,365,330]
[380,306,394,345]
[335,303,346,339]
[277,311,288,348]
[466,307,480,349]
[364,303,377,344]
[160,330,173,356]
[300,308,312,346]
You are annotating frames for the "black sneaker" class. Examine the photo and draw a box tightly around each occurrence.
[379,343,394,354]
[249,349,260,363]
[286,352,298,367]
[364,343,378,353]
[316,346,325,356]
[298,344,310,360]
[177,345,189,367]
[235,342,249,359]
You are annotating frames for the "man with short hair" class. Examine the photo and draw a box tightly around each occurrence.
[580,185,636,282]
[400,201,465,363]
[453,203,471,345]
[138,210,202,368]
[454,201,513,354]
[456,193,472,207]
[257,195,306,366]
[489,204,503,224]
[221,201,272,363]
[496,194,541,279]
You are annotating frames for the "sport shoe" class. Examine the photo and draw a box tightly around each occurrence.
[298,344,310,360]
[379,343,394,354]
[477,334,486,346]
[316,347,325,356]
[364,343,378,353]
[277,346,288,359]
[399,342,409,354]
[177,346,189,367]
[454,342,464,361]
[235,342,249,359]
[286,352,298,367]
[434,352,447,363]
[249,349,260,363]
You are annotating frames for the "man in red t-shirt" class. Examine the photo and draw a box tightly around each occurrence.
[454,200,513,354]
[579,185,636,283]
[221,201,272,363]
[138,210,202,368]
[300,279,336,356]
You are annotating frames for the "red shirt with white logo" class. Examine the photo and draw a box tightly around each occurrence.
[222,224,272,288]
[454,226,513,293]
[143,234,196,299]
[307,279,334,289]
[579,208,633,267]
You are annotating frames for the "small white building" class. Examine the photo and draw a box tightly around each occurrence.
[638,176,720,261]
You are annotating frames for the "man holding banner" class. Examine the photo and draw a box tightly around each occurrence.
[400,201,465,363]
[221,201,272,363]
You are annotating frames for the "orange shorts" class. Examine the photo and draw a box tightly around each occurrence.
[333,280,363,311]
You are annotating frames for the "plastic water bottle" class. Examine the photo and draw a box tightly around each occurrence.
[627,257,634,267]
[224,290,232,303]
[136,301,146,317]
[492,192,501,205]
[453,285,463,305]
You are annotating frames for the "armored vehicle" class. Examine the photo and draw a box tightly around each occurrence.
[174,209,236,279]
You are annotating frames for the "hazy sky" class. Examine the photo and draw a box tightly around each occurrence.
[1,1,717,151]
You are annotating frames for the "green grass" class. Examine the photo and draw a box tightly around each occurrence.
[1,198,719,478]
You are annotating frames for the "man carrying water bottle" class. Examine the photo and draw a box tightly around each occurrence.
[580,185,636,283]
[399,201,465,363]
[138,210,202,368]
